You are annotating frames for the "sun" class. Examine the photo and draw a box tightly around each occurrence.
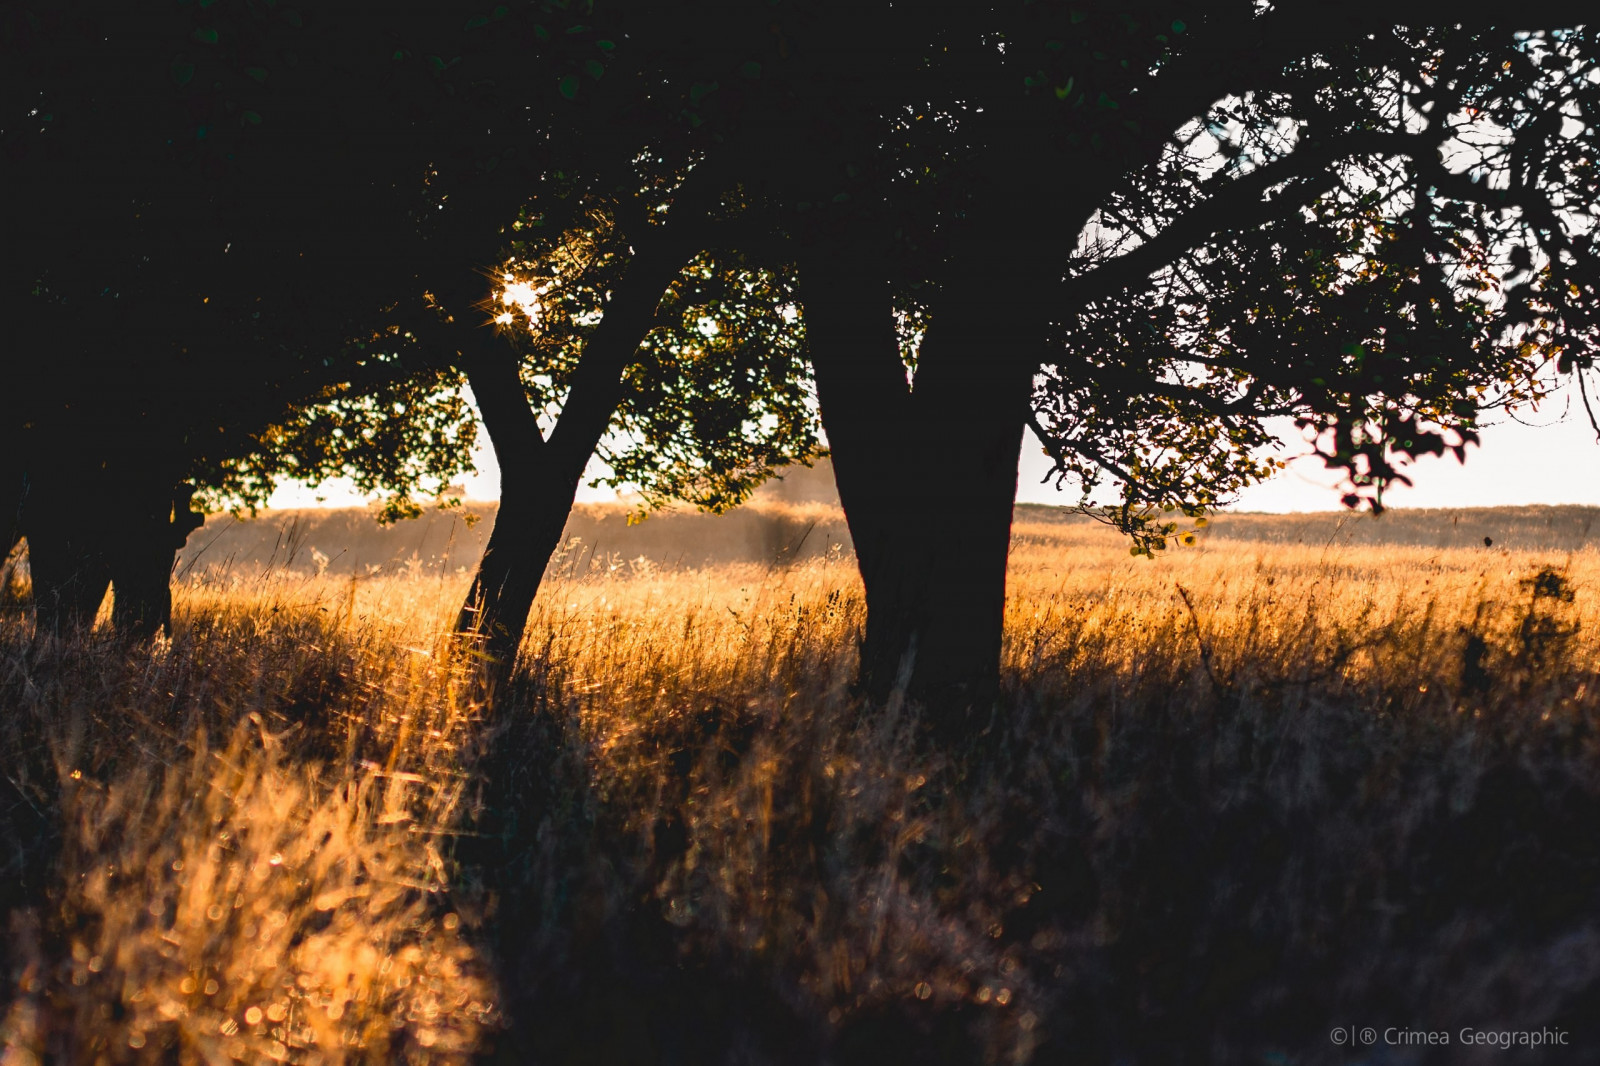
[494,273,552,330]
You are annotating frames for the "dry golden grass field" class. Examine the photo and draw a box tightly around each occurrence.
[2,501,1598,1064]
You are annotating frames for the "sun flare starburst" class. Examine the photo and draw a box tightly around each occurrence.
[495,275,552,330]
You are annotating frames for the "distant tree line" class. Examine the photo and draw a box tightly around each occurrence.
[5,1,1600,738]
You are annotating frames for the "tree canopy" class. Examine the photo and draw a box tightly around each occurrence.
[1032,22,1600,549]
[8,0,1600,713]
[630,3,1600,708]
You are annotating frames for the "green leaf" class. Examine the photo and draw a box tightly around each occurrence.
[1070,8,1087,23]
[283,9,302,28]
[583,58,604,80]
[596,39,616,51]
[558,74,579,99]
[243,110,262,124]
[533,23,550,41]
[1053,76,1075,100]
[428,55,446,72]
[464,15,490,30]
[1097,91,1118,109]
[392,49,405,60]
[740,60,762,78]
[1171,19,1187,33]
[689,81,719,105]
[194,27,219,44]
[171,62,195,86]
[245,66,268,83]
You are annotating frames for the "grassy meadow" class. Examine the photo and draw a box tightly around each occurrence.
[2,498,1599,1064]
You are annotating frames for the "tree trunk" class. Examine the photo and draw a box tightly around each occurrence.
[835,383,1030,725]
[17,447,107,633]
[453,327,573,672]
[2,459,21,556]
[452,228,694,683]
[899,410,1028,716]
[798,251,922,698]
[23,513,111,635]
[19,443,202,638]
[458,458,578,670]
[1,460,23,609]
[108,484,205,639]
[802,237,1038,728]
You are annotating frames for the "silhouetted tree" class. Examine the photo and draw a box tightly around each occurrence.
[445,187,817,670]
[0,1,593,634]
[4,0,820,656]
[755,4,1600,726]
[410,2,825,674]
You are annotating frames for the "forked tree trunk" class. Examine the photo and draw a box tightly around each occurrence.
[453,228,694,684]
[803,242,1037,731]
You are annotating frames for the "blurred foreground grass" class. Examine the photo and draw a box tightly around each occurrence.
[2,513,1599,1064]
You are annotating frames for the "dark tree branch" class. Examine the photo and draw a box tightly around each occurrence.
[542,177,721,471]
[1065,127,1452,309]
[459,331,548,465]
[1578,369,1600,442]
[1026,412,1072,482]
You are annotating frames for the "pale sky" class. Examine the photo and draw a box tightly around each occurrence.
[268,384,1600,514]
[1020,407,1600,512]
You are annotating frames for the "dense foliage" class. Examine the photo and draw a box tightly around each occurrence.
[1035,24,1600,549]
